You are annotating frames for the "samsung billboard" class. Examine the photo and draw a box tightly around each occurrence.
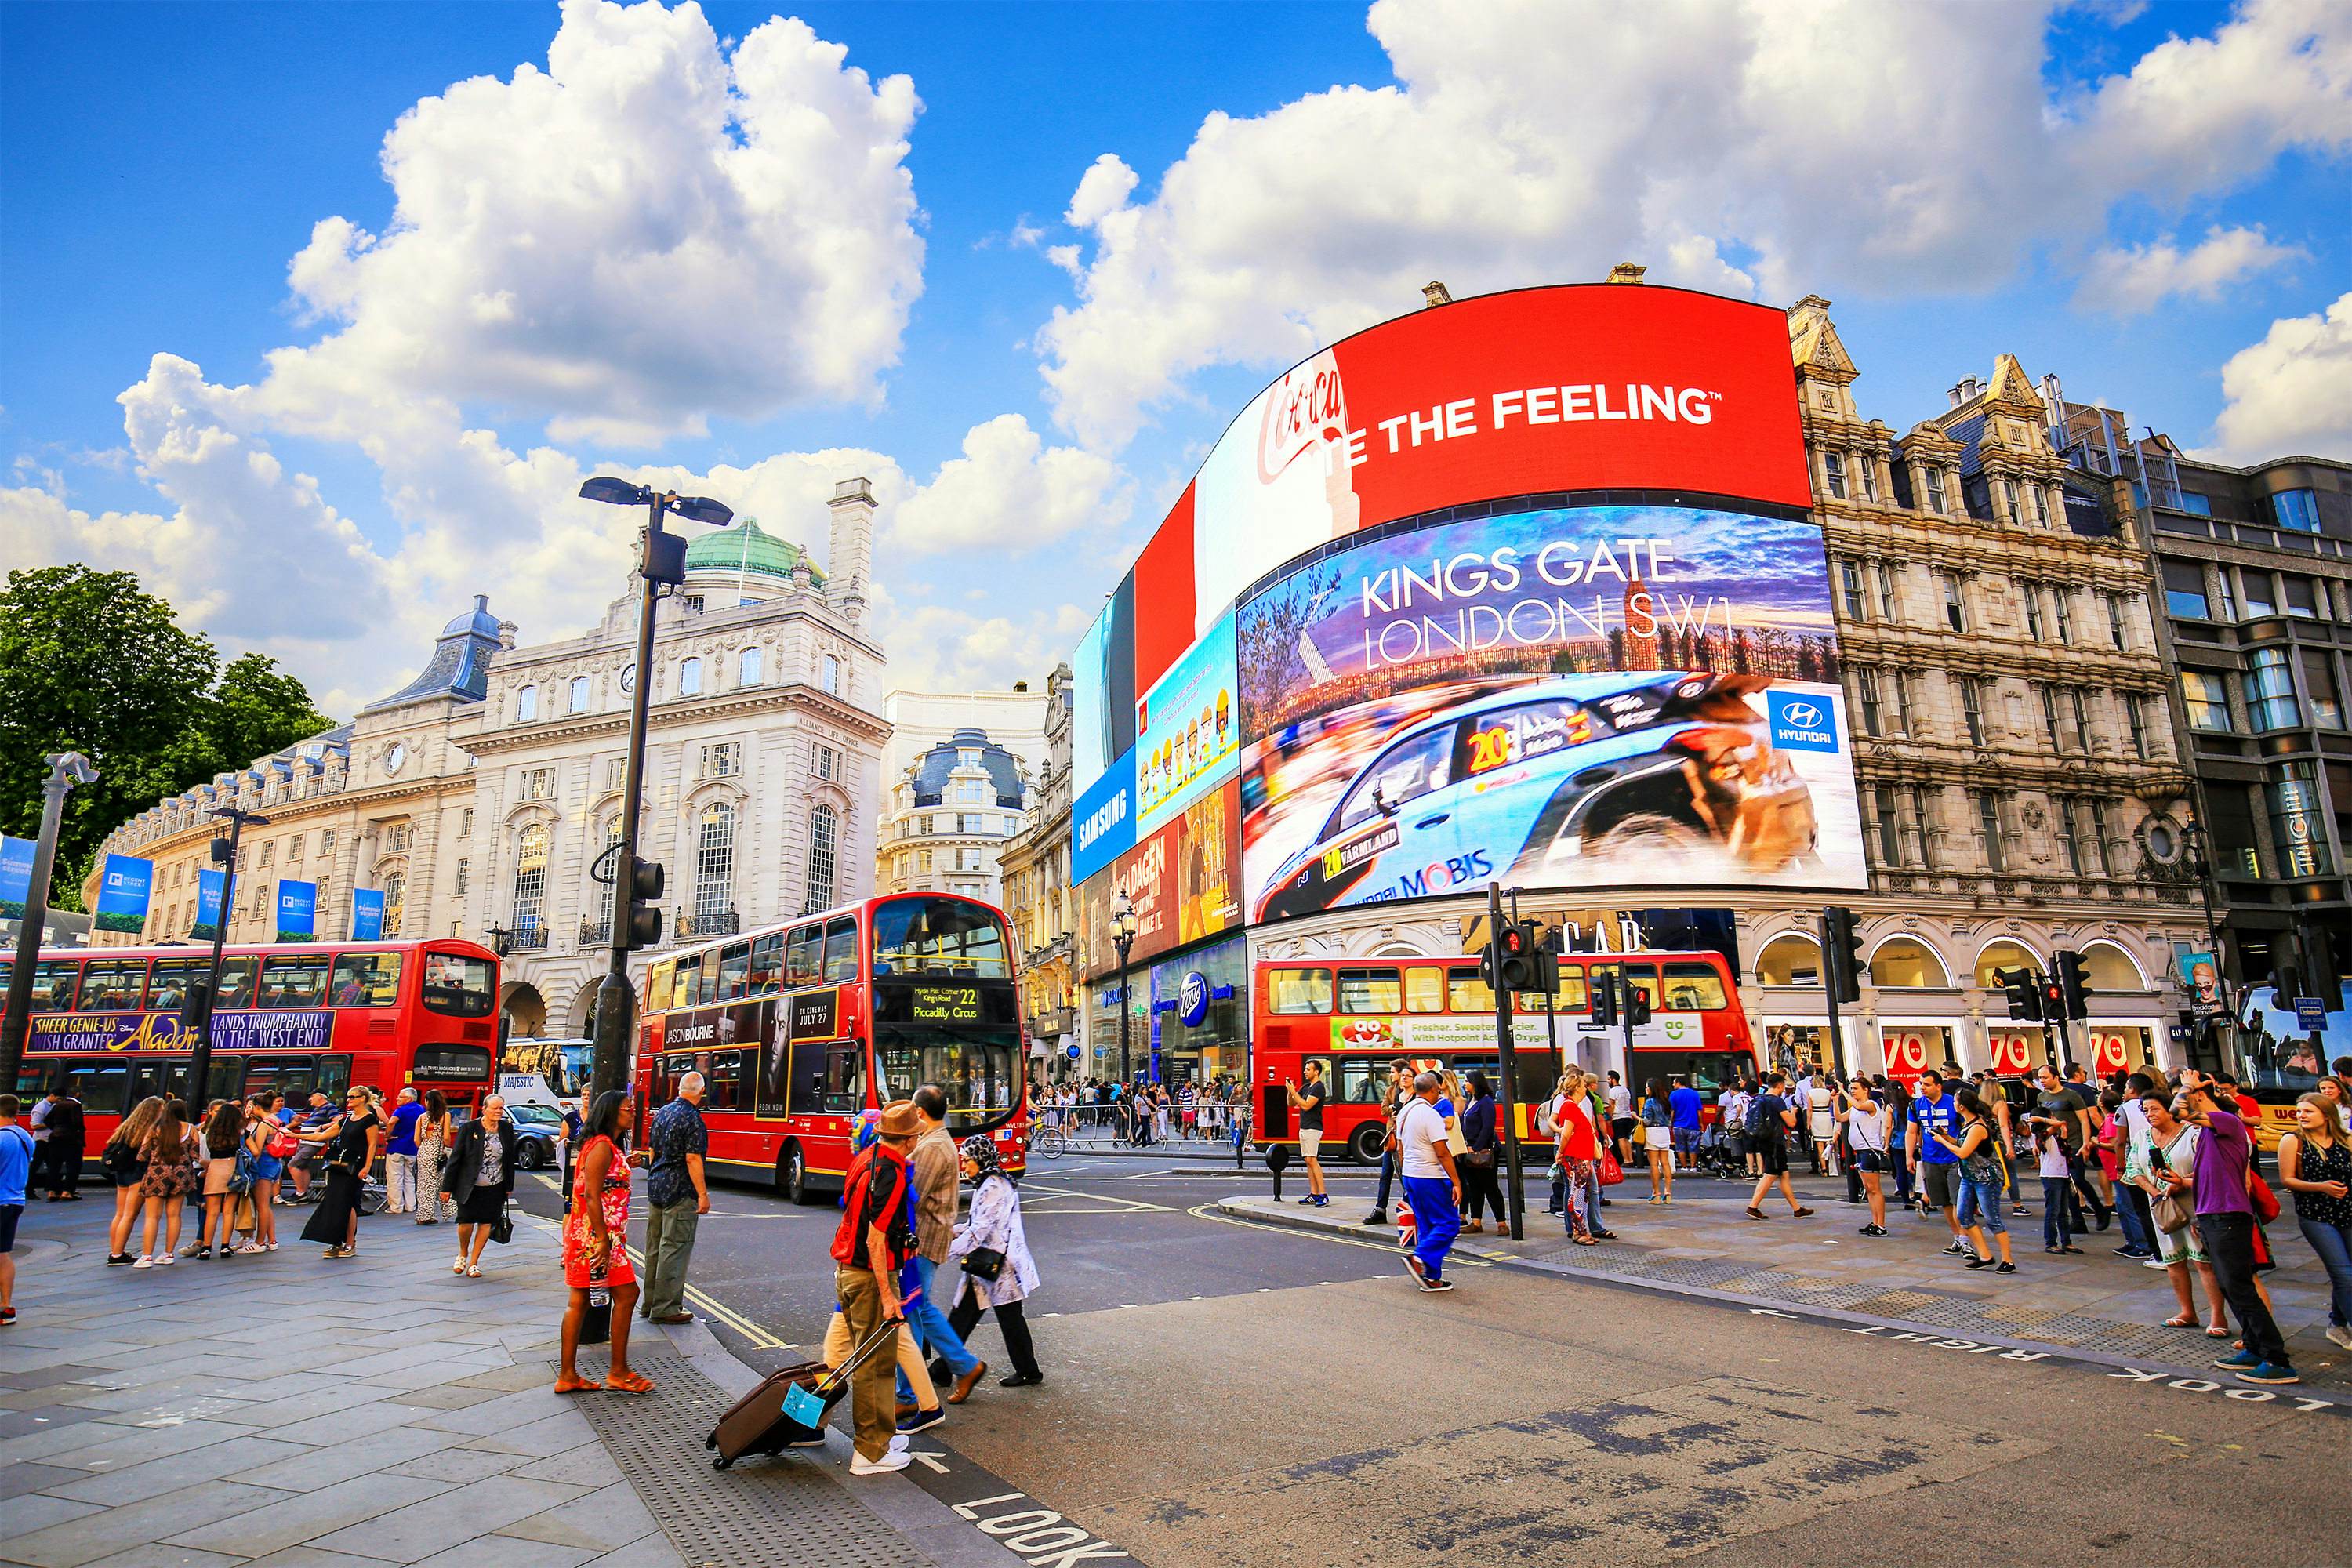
[1065,282,1851,972]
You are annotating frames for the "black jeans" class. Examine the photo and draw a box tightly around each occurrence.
[1374,1149,1395,1213]
[2199,1211,2289,1367]
[46,1138,82,1196]
[947,1290,1040,1379]
[1461,1156,1505,1223]
[2067,1152,2109,1222]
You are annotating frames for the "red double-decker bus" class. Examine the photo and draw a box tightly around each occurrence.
[1251,948,1759,1163]
[5,938,503,1162]
[633,893,1028,1203]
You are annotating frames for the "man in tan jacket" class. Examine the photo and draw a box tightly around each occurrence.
[902,1085,986,1406]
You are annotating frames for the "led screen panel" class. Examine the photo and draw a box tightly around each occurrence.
[1134,613,1239,838]
[1076,777,1243,977]
[1235,502,1865,920]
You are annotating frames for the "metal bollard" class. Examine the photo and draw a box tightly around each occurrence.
[1265,1143,1291,1203]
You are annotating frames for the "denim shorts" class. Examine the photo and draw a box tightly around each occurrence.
[1955,1175,2008,1234]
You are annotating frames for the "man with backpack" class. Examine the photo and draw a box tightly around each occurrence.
[831,1099,920,1474]
[1743,1072,1813,1221]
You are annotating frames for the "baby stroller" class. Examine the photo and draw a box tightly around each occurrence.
[1692,1123,1744,1181]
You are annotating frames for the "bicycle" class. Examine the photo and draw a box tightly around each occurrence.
[1029,1120,1075,1160]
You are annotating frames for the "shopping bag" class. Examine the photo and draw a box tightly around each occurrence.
[1597,1149,1626,1187]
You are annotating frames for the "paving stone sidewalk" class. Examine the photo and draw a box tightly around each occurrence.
[0,1196,1021,1568]
[1221,1167,2352,1390]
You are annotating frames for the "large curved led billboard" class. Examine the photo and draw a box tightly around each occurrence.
[1066,282,1849,964]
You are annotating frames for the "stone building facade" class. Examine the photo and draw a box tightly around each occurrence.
[998,665,1078,1076]
[873,688,1046,906]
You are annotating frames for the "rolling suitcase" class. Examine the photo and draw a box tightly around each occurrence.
[705,1316,900,1470]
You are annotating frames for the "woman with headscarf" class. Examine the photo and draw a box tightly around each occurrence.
[943,1134,1043,1389]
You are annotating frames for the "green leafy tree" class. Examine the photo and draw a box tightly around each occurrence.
[0,565,333,909]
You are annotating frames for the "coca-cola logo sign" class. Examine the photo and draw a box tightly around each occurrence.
[1258,350,1347,485]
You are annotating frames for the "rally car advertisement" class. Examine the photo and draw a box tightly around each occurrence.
[1236,503,1867,920]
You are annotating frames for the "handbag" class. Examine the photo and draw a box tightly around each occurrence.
[1462,1144,1496,1170]
[490,1202,514,1247]
[225,1147,256,1197]
[2249,1171,2281,1225]
[2149,1184,2192,1234]
[962,1245,1007,1282]
[1597,1148,1626,1187]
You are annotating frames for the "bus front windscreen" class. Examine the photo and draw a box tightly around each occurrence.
[877,1023,1022,1132]
[873,898,1011,978]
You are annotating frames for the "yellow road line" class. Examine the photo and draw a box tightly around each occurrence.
[528,1172,793,1348]
[1183,1203,1492,1266]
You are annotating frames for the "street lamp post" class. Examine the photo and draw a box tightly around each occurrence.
[0,752,100,1090]
[1110,891,1139,1118]
[575,477,732,1105]
[187,806,267,1115]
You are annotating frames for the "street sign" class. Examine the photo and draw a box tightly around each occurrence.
[1065,1043,1080,1060]
[2295,996,2328,1032]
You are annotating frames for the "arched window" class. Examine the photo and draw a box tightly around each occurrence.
[821,654,840,695]
[1973,940,2041,989]
[695,801,735,927]
[680,657,703,697]
[2079,941,2148,992]
[808,804,839,909]
[1755,934,1821,986]
[381,872,405,938]
[568,675,591,713]
[739,647,762,686]
[512,822,550,938]
[1868,937,1951,989]
[516,685,539,723]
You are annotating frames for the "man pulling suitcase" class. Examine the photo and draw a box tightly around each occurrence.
[829,1099,922,1475]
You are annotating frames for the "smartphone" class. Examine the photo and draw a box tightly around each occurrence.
[2148,1147,2169,1172]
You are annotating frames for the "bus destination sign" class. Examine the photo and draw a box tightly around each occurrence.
[909,985,982,1024]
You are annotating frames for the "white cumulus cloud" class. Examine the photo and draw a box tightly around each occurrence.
[889,414,1130,554]
[2072,225,2306,314]
[2205,292,2352,462]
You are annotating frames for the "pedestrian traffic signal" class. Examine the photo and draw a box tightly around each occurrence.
[2301,927,2343,1011]
[1497,920,1543,993]
[1589,970,1620,1029]
[1821,906,1864,1004]
[1995,967,2042,1022]
[2054,949,2092,1021]
[176,980,213,1033]
[1624,982,1652,1029]
[624,858,665,949]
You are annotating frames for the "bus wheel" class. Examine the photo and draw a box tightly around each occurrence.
[778,1144,811,1206]
[1348,1125,1388,1167]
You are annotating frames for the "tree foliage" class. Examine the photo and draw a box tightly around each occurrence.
[0,565,334,909]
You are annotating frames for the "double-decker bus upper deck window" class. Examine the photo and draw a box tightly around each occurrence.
[872,897,1009,978]
[822,916,860,985]
[259,956,331,1009]
[698,953,720,1007]
[748,932,783,995]
[648,961,673,1013]
[717,942,750,1001]
[215,956,258,1010]
[420,953,494,1017]
[670,955,699,1011]
[1447,968,1495,1014]
[31,960,81,1011]
[1660,962,1729,1011]
[1337,967,1403,1014]
[78,959,148,1011]
[1268,968,1333,1014]
[1404,966,1446,1013]
[147,957,207,1012]
[329,952,404,1007]
[785,925,822,985]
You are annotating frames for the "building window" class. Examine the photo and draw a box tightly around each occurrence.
[2216,572,2239,622]
[453,858,469,897]
[1874,788,1903,868]
[2181,670,2234,732]
[957,847,983,872]
[1875,564,1899,622]
[2244,646,2300,731]
[384,823,411,854]
[2241,571,2276,619]
[699,742,740,780]
[1976,791,2009,873]
[2070,688,2092,752]
[2051,586,2073,643]
[821,654,840,695]
[2269,488,2321,534]
[1822,451,1848,500]
[807,804,839,909]
[2268,760,2332,876]
[2021,582,2045,640]
[2002,478,2021,523]
[2053,795,2082,874]
[2284,575,2321,619]
[2125,694,2151,757]
[2161,560,2210,619]
[733,647,760,687]
[917,848,933,873]
[516,685,539,723]
[2105,592,2130,649]
[2085,798,2113,877]
[606,758,626,791]
[695,801,735,926]
[2302,648,2343,728]
[260,840,276,866]
[815,744,839,781]
[459,808,474,838]
[520,768,555,802]
[1923,467,1947,514]
[1939,572,1967,632]
[2039,686,2064,750]
[1855,669,1882,736]
[569,675,591,713]
[321,829,335,853]
[381,873,404,936]
[680,657,703,696]
[1839,559,1867,622]
[511,823,550,937]
[1958,676,1987,746]
[1890,669,1914,735]
[1860,456,1879,502]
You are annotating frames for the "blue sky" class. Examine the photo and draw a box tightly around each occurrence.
[5,0,2347,717]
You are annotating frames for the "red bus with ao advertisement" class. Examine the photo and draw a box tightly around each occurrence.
[5,938,503,1163]
[634,893,1028,1203]
[1252,947,1760,1163]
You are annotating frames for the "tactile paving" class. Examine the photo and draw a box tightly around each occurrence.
[561,1339,922,1568]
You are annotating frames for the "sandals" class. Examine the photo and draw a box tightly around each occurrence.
[553,1374,604,1394]
[2204,1325,2232,1339]
[604,1370,655,1395]
[465,1264,481,1278]
[2163,1313,2197,1328]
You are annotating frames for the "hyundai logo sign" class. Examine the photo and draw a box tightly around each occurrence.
[1767,690,1841,753]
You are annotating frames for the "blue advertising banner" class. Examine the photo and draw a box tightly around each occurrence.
[192,868,226,938]
[94,854,155,934]
[1071,749,1138,887]
[0,835,33,919]
[350,888,386,942]
[276,880,318,942]
[27,1010,332,1054]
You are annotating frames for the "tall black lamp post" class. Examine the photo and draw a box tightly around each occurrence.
[1109,891,1139,1092]
[575,477,732,1104]
[185,805,268,1112]
[0,751,100,1090]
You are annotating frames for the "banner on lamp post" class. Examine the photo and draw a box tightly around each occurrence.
[94,854,154,935]
[191,868,226,941]
[0,836,33,920]
[275,880,318,942]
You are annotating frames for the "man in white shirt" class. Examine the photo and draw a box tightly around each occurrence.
[1604,1072,1635,1164]
[2109,1070,2158,1259]
[1395,1072,1461,1293]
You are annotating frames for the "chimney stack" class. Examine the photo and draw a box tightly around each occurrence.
[1607,261,1647,285]
[827,477,873,627]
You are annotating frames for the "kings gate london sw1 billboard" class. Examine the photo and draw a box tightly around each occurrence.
[1066,282,1859,967]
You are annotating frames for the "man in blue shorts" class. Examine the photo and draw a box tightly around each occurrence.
[0,1094,35,1327]
[1668,1076,1704,1171]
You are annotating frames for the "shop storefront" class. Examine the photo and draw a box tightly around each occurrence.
[1879,1021,1962,1083]
[1149,936,1248,1089]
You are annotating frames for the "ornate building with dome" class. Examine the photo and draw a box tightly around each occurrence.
[82,478,889,1041]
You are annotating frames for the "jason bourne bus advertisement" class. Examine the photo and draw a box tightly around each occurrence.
[1238,503,1867,919]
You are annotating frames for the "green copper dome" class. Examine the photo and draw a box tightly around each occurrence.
[681,518,825,583]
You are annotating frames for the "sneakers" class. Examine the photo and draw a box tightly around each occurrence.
[1859,1224,1888,1236]
[2212,1348,2262,1370]
[2235,1362,2299,1385]
[1942,1240,1969,1256]
[1994,1261,2016,1273]
[1312,1196,1330,1208]
[849,1448,912,1475]
[154,1252,175,1266]
[107,1252,135,1266]
[1744,1207,1767,1221]
[897,1407,946,1436]
[1420,1277,1456,1292]
[2327,1324,2352,1351]
[1403,1254,1429,1288]
[132,1254,154,1269]
[1964,1255,1995,1269]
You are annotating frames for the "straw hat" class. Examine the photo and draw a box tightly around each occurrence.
[877,1100,921,1140]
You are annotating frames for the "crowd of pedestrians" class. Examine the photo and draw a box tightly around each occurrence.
[1033,1076,1249,1145]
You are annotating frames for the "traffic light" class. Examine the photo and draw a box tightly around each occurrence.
[1497,920,1542,993]
[1821,906,1864,1004]
[1624,981,1652,1029]
[2301,927,2343,1011]
[623,858,666,949]
[2054,949,2092,1021]
[176,980,213,1034]
[1995,967,2042,1022]
[1589,970,1620,1029]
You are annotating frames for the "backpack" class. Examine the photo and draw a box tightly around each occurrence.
[829,1146,913,1269]
[1745,1094,1773,1140]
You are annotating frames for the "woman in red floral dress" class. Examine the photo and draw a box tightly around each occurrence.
[556,1091,652,1394]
